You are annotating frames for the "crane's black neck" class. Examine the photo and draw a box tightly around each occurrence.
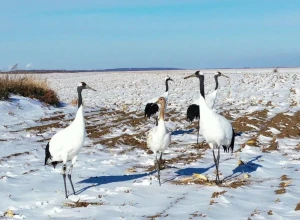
[199,75,205,99]
[165,79,170,92]
[214,75,219,90]
[77,87,83,108]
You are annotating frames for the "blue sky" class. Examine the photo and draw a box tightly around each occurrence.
[0,0,300,70]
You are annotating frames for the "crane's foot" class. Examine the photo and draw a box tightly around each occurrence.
[215,175,223,185]
[215,180,223,185]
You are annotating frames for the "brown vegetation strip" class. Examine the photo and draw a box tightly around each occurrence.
[64,201,104,208]
[39,114,65,122]
[0,151,31,162]
[166,152,204,165]
[22,169,39,175]
[172,178,250,189]
[237,110,300,150]
[25,122,64,132]
[260,111,300,138]
[232,109,269,132]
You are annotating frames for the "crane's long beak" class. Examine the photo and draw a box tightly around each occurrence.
[184,73,196,79]
[169,78,174,82]
[221,73,229,78]
[86,85,97,91]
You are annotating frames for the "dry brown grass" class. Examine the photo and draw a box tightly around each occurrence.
[64,201,104,208]
[171,177,250,189]
[0,151,31,163]
[295,202,300,211]
[211,190,227,198]
[274,188,286,194]
[0,74,59,106]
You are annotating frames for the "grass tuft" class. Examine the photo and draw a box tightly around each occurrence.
[0,74,60,106]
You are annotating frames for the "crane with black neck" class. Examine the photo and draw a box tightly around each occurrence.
[45,82,96,198]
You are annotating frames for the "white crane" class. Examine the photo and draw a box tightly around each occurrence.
[144,76,174,125]
[45,82,96,198]
[184,71,234,184]
[147,97,171,186]
[186,71,228,144]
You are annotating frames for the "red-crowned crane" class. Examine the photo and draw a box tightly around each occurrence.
[186,71,228,144]
[184,71,234,184]
[144,77,173,125]
[45,82,96,198]
[147,97,171,186]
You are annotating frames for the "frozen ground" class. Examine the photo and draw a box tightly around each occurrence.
[0,68,300,219]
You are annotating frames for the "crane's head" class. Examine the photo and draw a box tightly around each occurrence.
[165,76,174,82]
[155,97,166,105]
[77,82,97,92]
[215,71,229,78]
[184,70,203,79]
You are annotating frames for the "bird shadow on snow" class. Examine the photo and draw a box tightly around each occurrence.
[171,129,194,136]
[164,155,263,183]
[76,171,156,195]
[9,97,20,102]
[163,164,215,183]
[224,155,263,181]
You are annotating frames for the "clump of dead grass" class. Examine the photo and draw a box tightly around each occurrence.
[295,202,300,211]
[0,74,59,106]
[64,201,104,208]
[211,190,227,198]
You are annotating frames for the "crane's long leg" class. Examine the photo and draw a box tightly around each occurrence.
[212,149,218,183]
[68,156,77,195]
[159,152,163,163]
[196,120,200,144]
[155,153,161,186]
[68,165,75,195]
[213,147,221,184]
[155,117,158,126]
[217,146,221,184]
[159,152,164,169]
[61,164,68,198]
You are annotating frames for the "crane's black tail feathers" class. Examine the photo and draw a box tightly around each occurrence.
[45,142,58,168]
[223,128,235,153]
[145,103,159,118]
[187,104,200,122]
[45,142,52,166]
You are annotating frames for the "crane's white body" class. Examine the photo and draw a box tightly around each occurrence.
[199,94,232,149]
[49,105,86,164]
[192,90,217,109]
[147,118,171,153]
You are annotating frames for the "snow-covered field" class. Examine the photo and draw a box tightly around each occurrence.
[1,68,300,219]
